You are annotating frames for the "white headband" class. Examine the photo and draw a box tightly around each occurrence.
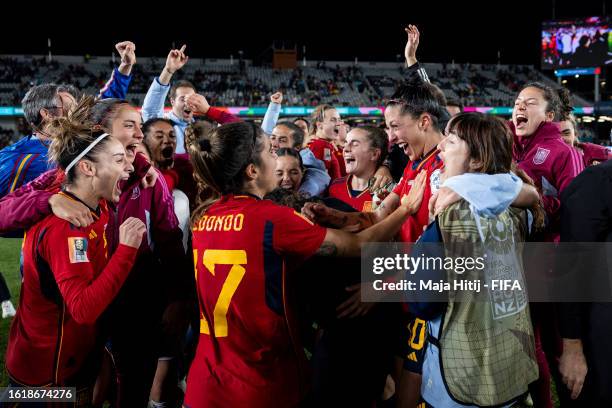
[65,133,109,174]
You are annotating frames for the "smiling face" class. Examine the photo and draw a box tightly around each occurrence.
[82,137,132,204]
[384,105,423,161]
[110,107,144,164]
[512,87,555,138]
[171,86,196,122]
[343,128,379,178]
[271,124,296,151]
[144,121,176,168]
[559,119,577,146]
[437,130,471,179]
[275,155,304,191]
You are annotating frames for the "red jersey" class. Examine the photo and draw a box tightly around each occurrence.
[185,195,326,408]
[392,148,443,243]
[307,138,342,180]
[328,175,373,212]
[6,193,137,386]
[333,144,347,177]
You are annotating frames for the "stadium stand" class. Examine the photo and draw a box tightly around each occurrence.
[0,55,592,108]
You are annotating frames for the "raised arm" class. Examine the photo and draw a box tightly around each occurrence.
[185,94,240,125]
[261,92,283,134]
[403,24,430,83]
[99,41,136,100]
[142,45,189,121]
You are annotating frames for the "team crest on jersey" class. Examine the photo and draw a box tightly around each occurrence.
[68,237,89,263]
[533,147,550,165]
[324,148,332,162]
[430,169,442,193]
[131,186,141,200]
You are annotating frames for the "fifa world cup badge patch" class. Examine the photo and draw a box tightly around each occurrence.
[68,237,89,263]
[533,147,550,165]
[324,148,331,162]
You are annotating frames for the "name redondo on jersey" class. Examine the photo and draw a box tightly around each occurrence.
[194,214,245,232]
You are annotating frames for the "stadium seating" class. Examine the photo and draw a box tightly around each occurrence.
[0,55,592,108]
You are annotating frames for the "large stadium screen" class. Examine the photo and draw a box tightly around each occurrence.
[541,16,610,69]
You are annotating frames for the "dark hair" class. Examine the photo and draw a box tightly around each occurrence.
[275,121,305,148]
[446,98,464,112]
[188,121,266,222]
[185,120,215,152]
[448,112,545,230]
[426,83,448,107]
[142,118,175,136]
[88,98,131,131]
[518,82,573,122]
[276,147,305,170]
[170,80,197,100]
[264,188,322,212]
[354,126,389,168]
[555,87,574,122]
[447,112,513,174]
[386,78,447,132]
[47,96,113,183]
[293,117,310,128]
[565,114,578,136]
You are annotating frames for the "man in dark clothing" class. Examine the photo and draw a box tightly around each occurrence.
[559,159,612,406]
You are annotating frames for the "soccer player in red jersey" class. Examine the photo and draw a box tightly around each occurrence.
[304,80,447,245]
[333,122,349,177]
[5,112,145,399]
[328,126,389,212]
[306,104,342,180]
[183,121,427,408]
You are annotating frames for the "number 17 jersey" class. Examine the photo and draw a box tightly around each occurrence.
[185,194,326,408]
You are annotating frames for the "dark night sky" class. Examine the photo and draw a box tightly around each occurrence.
[1,1,608,67]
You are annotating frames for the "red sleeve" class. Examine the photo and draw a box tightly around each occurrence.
[150,171,183,258]
[308,141,324,163]
[329,151,341,180]
[555,147,584,195]
[120,152,151,192]
[392,170,409,196]
[272,206,326,260]
[206,107,241,125]
[0,169,59,234]
[161,169,179,191]
[42,225,137,325]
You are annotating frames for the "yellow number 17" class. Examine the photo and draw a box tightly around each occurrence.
[194,249,247,337]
